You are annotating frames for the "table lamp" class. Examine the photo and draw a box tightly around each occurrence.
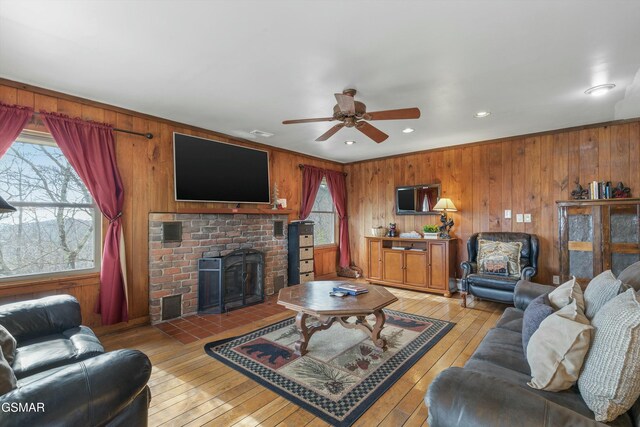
[433,198,457,239]
[0,195,16,213]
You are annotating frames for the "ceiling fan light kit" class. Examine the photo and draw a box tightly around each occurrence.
[282,89,420,144]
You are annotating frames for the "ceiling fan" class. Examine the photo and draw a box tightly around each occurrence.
[282,89,420,143]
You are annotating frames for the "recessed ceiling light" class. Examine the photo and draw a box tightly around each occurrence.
[344,140,356,145]
[402,127,415,133]
[585,83,616,96]
[474,111,491,118]
[249,129,274,138]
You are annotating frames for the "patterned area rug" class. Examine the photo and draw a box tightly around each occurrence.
[204,309,454,426]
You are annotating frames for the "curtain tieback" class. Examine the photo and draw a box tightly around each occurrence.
[107,212,123,224]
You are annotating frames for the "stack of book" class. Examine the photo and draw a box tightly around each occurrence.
[589,181,612,199]
[332,283,369,295]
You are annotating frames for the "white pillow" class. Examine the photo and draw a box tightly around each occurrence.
[583,270,624,320]
[548,276,584,312]
[527,299,592,392]
[578,288,640,422]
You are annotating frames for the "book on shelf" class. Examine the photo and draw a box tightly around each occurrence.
[333,283,369,295]
[391,246,408,250]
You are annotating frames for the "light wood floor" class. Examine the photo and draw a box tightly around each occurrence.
[101,287,504,427]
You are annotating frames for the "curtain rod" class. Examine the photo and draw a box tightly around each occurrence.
[32,112,153,139]
[298,164,347,176]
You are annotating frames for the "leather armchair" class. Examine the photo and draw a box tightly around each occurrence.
[461,232,539,307]
[0,295,151,426]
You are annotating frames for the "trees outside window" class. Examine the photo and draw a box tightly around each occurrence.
[307,178,336,246]
[0,131,99,279]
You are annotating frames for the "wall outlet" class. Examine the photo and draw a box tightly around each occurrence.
[524,213,532,223]
[504,210,512,219]
[516,214,523,223]
[552,275,561,285]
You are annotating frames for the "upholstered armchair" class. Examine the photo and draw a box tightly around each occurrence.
[461,232,539,307]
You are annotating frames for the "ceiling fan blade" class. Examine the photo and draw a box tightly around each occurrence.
[365,108,421,121]
[335,93,356,114]
[356,121,388,143]
[316,123,345,141]
[282,117,334,124]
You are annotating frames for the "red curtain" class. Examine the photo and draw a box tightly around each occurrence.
[325,169,352,268]
[299,165,324,220]
[0,103,33,157]
[41,112,128,325]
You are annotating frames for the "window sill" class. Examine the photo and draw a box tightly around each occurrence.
[0,272,100,297]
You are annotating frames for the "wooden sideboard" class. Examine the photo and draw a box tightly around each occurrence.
[365,236,457,296]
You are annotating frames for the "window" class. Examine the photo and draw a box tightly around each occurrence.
[307,178,336,246]
[0,131,100,279]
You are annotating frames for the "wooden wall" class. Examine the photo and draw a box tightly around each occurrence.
[0,80,343,331]
[345,121,640,285]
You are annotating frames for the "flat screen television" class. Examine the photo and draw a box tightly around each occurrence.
[396,184,441,215]
[173,132,271,203]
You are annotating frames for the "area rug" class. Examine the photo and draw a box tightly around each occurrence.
[203,309,454,426]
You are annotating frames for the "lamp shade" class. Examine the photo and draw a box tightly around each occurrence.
[433,198,458,212]
[0,195,16,213]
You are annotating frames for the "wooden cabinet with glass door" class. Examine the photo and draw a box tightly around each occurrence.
[557,199,640,286]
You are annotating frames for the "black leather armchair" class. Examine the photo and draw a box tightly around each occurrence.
[461,232,539,307]
[0,295,151,426]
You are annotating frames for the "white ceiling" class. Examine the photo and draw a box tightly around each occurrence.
[1,0,640,163]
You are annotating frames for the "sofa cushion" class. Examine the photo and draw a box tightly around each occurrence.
[12,326,104,379]
[549,276,585,311]
[0,324,16,365]
[469,328,531,375]
[527,300,592,392]
[478,239,523,278]
[521,293,554,357]
[495,307,523,333]
[579,288,640,422]
[466,273,519,291]
[0,349,16,395]
[583,270,624,320]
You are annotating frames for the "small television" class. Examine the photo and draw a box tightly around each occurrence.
[395,184,441,215]
[173,133,271,203]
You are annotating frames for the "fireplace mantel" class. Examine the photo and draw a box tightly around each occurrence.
[175,207,295,215]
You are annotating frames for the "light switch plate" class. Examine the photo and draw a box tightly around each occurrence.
[516,214,523,223]
[524,213,532,223]
[552,275,560,285]
[504,210,512,219]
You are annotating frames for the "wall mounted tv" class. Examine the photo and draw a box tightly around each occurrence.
[173,133,271,203]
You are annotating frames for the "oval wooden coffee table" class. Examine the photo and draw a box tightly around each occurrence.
[277,281,398,356]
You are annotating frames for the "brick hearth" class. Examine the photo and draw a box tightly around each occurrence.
[148,213,288,323]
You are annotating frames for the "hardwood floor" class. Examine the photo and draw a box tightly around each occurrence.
[100,286,504,426]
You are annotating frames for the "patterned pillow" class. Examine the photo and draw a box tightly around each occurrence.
[477,240,523,278]
[578,288,640,422]
[0,325,16,366]
[522,293,555,357]
[0,349,16,395]
[481,255,509,276]
[583,270,624,320]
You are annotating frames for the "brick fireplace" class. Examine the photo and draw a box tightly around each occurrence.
[148,213,288,323]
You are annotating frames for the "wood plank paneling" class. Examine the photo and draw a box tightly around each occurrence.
[0,82,344,330]
[346,120,640,285]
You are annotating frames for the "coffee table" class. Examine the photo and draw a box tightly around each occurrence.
[277,281,398,356]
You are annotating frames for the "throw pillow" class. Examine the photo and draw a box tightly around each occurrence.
[522,293,555,357]
[0,349,17,395]
[583,270,624,320]
[481,255,509,276]
[527,299,593,392]
[578,288,640,422]
[0,325,16,365]
[548,276,585,312]
[477,240,523,278]
[617,261,640,292]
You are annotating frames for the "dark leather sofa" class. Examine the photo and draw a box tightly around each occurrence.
[426,278,640,427]
[461,232,539,306]
[0,295,151,427]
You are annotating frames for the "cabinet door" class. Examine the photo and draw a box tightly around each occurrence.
[428,242,448,290]
[368,239,383,280]
[404,251,427,287]
[604,204,640,275]
[560,206,596,282]
[383,250,404,283]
